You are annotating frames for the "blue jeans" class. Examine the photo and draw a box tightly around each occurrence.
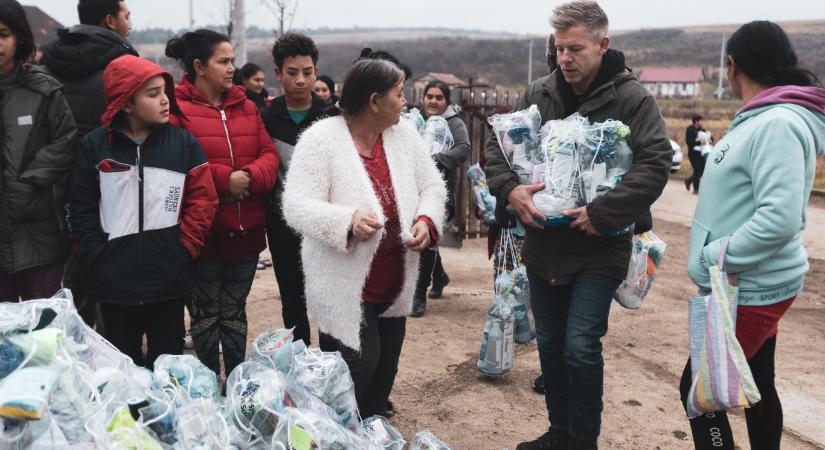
[528,270,622,439]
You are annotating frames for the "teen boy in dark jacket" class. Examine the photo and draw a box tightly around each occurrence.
[261,32,327,345]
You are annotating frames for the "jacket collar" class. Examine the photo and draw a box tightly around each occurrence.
[543,49,634,116]
[175,77,247,109]
[267,93,327,120]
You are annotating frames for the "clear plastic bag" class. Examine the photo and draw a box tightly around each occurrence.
[153,355,219,406]
[614,231,668,309]
[477,293,515,376]
[422,116,454,156]
[360,415,406,450]
[270,407,380,450]
[248,328,297,374]
[410,430,454,450]
[488,105,542,183]
[226,361,289,444]
[173,398,231,449]
[401,108,426,135]
[467,163,497,225]
[288,349,359,430]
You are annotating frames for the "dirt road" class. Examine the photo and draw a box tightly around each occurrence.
[244,180,825,449]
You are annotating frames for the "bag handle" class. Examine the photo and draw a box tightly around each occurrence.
[717,236,737,286]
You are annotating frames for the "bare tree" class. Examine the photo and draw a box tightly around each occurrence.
[260,0,300,36]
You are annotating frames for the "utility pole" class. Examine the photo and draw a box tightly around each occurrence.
[231,0,247,66]
[527,39,534,85]
[189,0,194,29]
[715,34,726,100]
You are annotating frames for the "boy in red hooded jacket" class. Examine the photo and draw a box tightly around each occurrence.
[65,55,218,368]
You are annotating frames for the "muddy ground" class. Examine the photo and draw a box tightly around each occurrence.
[241,182,825,449]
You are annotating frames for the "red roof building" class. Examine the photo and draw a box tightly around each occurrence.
[639,67,705,99]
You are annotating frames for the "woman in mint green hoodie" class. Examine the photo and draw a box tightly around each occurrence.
[678,21,825,450]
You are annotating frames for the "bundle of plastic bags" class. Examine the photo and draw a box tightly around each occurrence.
[467,163,497,225]
[478,231,519,376]
[614,231,668,309]
[0,293,458,449]
[492,229,535,345]
[401,107,426,134]
[410,430,454,450]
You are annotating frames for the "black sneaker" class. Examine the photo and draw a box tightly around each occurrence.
[516,427,570,450]
[533,374,545,394]
[411,297,426,317]
[428,274,450,299]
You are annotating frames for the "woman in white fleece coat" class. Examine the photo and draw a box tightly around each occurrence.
[282,57,446,418]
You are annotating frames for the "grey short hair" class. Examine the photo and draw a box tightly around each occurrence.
[550,1,609,40]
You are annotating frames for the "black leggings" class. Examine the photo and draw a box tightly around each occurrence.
[679,336,782,450]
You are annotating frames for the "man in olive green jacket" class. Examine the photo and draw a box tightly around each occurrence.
[485,2,671,449]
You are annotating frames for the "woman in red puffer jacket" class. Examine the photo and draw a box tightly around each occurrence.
[166,29,279,379]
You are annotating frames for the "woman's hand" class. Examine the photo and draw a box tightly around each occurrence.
[352,211,382,241]
[407,220,431,252]
[228,170,251,200]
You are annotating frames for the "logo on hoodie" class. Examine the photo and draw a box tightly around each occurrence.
[713,144,730,164]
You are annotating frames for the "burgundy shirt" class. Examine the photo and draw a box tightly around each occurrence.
[359,136,437,303]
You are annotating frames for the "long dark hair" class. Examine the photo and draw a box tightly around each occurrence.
[333,59,404,118]
[0,0,34,63]
[726,21,820,88]
[165,29,231,84]
[424,81,451,105]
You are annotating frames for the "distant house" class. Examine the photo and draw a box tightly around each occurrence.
[24,6,64,62]
[639,67,704,99]
[412,72,468,103]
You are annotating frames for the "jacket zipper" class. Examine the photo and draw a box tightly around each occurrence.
[136,144,144,305]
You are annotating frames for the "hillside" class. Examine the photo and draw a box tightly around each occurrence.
[137,20,825,92]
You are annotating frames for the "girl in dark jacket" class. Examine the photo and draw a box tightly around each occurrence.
[0,0,77,302]
[166,29,279,379]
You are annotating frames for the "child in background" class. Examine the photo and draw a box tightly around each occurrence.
[65,55,218,368]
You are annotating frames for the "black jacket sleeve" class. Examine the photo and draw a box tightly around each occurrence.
[65,136,106,262]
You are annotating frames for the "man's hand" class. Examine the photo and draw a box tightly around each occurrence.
[506,183,546,229]
[228,170,251,200]
[351,211,382,241]
[563,206,601,236]
[406,220,431,252]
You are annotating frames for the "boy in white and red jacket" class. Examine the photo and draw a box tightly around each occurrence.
[65,55,218,368]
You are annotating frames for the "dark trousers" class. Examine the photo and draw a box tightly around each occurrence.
[0,262,63,302]
[679,336,782,450]
[100,297,185,369]
[528,270,622,440]
[687,150,706,192]
[267,214,310,344]
[189,254,257,377]
[415,247,447,298]
[62,254,102,331]
[319,302,406,419]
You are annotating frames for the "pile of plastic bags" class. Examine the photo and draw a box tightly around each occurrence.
[614,231,668,309]
[477,229,535,377]
[0,291,455,449]
[489,108,634,232]
[467,163,497,225]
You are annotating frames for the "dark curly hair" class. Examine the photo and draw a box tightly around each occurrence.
[271,32,318,71]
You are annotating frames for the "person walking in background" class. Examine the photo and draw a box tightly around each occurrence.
[236,62,269,112]
[484,2,672,448]
[314,74,337,105]
[680,21,825,450]
[0,0,77,302]
[684,114,709,194]
[65,55,217,368]
[411,81,471,317]
[282,57,446,418]
[262,32,327,345]
[39,0,137,326]
[166,29,279,379]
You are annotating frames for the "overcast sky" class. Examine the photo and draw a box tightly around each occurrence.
[26,0,825,35]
